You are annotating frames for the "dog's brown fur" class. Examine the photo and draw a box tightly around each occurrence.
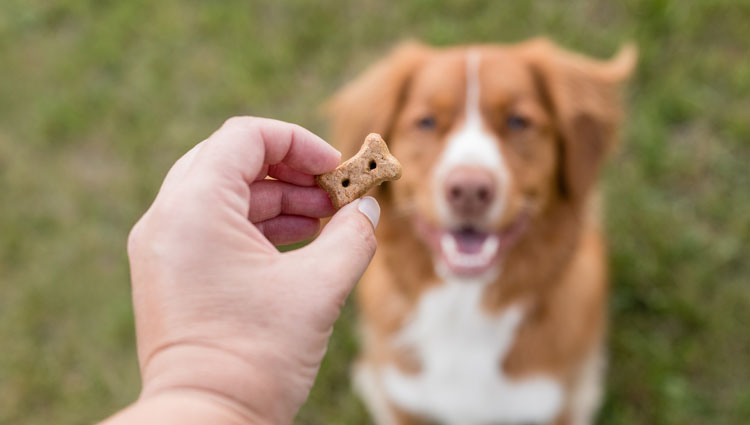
[328,38,635,425]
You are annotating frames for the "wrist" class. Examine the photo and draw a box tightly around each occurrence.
[138,341,300,425]
[100,389,266,425]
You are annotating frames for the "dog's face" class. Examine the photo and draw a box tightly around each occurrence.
[388,48,560,277]
[329,39,635,278]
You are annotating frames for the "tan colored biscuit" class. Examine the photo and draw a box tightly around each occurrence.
[316,133,402,209]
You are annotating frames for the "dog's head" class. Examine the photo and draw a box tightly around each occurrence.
[328,39,636,278]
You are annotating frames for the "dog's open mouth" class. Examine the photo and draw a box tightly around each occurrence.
[416,214,529,277]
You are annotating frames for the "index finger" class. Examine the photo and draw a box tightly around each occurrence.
[194,117,341,187]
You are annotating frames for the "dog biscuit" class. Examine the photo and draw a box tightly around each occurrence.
[316,133,402,209]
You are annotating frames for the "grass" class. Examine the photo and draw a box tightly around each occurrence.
[1,0,749,423]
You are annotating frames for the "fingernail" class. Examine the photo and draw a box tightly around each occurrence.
[357,196,380,229]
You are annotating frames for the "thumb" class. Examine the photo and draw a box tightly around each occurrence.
[293,197,380,296]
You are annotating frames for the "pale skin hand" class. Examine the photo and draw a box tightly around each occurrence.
[101,117,380,425]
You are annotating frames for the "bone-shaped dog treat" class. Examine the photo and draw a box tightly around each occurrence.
[316,133,402,209]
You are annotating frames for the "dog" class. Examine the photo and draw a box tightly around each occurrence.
[326,38,636,425]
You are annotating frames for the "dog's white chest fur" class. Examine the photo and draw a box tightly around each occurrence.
[381,280,563,425]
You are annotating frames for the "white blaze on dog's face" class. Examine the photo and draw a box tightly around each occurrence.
[388,47,558,278]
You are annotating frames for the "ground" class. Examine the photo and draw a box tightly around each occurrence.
[0,0,749,424]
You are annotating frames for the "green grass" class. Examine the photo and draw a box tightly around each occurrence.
[1,0,749,423]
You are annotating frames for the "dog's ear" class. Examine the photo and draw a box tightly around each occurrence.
[521,38,637,201]
[326,41,432,157]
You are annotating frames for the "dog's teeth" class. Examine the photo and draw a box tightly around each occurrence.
[441,232,500,270]
[441,233,458,256]
[479,235,499,260]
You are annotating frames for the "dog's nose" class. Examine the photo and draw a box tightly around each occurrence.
[444,167,496,218]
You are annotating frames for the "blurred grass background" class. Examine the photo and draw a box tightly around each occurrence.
[1,0,749,423]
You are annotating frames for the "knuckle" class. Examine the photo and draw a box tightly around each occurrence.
[289,122,307,135]
[126,209,165,259]
[217,116,266,146]
[126,219,144,257]
[222,115,256,131]
[363,229,378,253]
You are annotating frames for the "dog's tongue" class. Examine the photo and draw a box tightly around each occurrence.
[451,229,488,254]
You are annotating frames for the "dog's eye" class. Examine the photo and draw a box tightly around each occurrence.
[506,114,530,130]
[417,116,437,130]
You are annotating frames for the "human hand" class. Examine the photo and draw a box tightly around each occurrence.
[109,117,379,424]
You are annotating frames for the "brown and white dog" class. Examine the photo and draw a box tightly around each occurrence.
[327,38,636,425]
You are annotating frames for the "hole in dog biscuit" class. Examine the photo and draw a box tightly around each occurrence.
[369,160,377,170]
[342,178,350,187]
